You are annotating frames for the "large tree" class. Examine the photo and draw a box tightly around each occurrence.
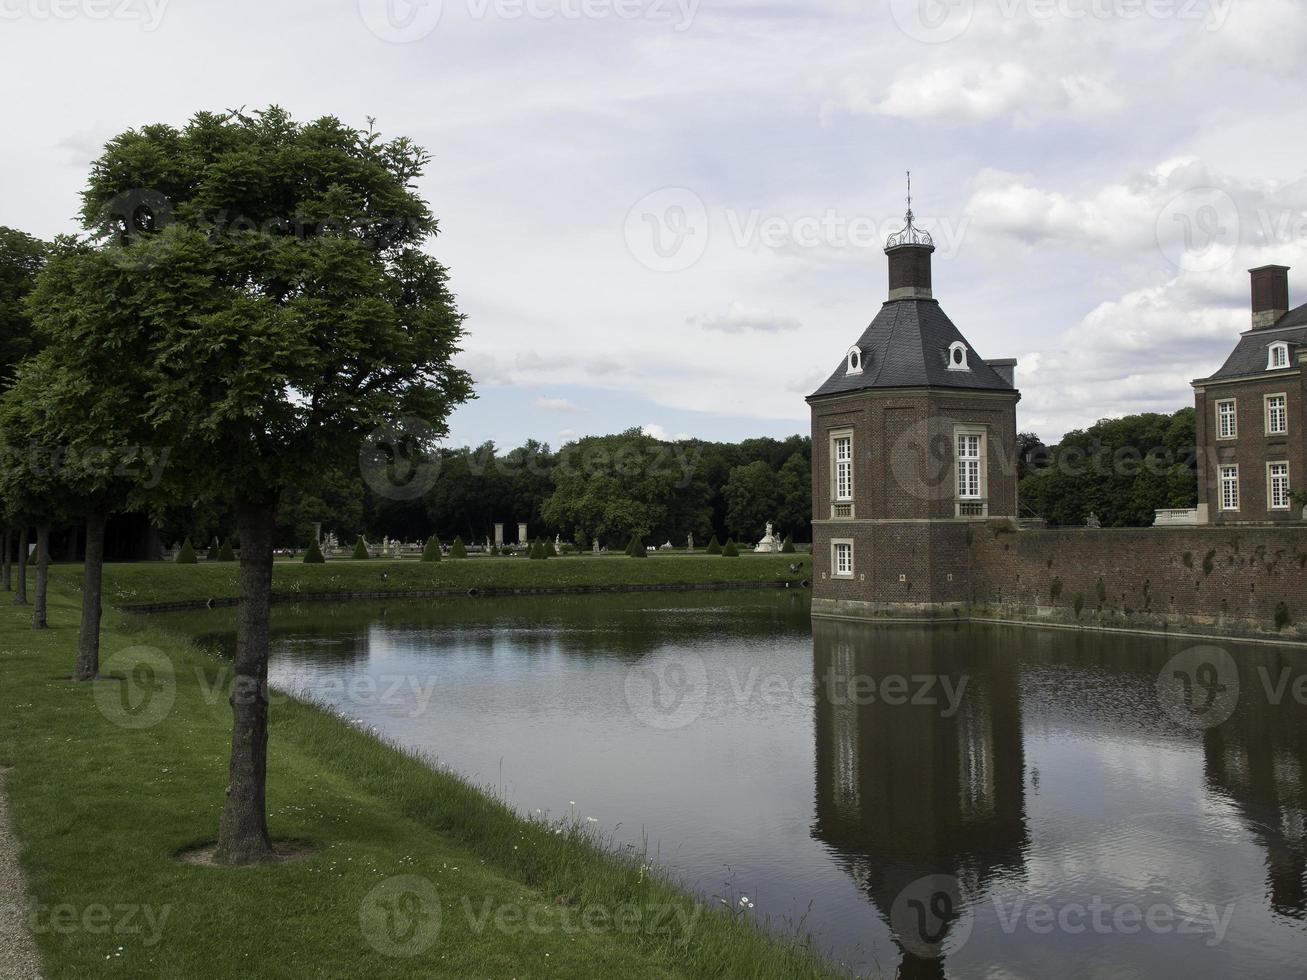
[69,107,471,863]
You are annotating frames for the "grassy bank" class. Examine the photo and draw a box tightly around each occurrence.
[0,573,842,979]
[69,552,811,608]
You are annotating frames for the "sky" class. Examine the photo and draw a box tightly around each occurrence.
[3,0,1307,448]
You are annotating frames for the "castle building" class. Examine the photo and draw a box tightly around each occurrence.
[807,192,1019,619]
[1192,265,1305,524]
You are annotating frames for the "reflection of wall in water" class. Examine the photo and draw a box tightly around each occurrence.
[1203,655,1307,919]
[811,619,1028,975]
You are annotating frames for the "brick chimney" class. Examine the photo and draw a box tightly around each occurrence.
[884,172,935,301]
[886,240,933,301]
[1250,265,1290,330]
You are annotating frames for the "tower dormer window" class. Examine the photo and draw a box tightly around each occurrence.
[1269,342,1290,370]
[846,346,864,375]
[947,342,970,371]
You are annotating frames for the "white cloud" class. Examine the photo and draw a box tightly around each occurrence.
[533,396,585,414]
[641,423,692,442]
[689,303,802,334]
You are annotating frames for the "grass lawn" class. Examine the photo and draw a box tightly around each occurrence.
[80,552,811,608]
[0,571,843,979]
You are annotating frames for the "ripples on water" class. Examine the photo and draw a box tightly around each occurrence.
[181,591,1307,978]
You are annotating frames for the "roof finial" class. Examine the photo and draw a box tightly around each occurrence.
[886,170,934,250]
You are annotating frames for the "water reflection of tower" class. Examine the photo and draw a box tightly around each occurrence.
[1203,654,1307,919]
[811,619,1028,978]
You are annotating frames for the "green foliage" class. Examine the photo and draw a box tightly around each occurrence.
[421,534,441,562]
[450,536,467,559]
[206,540,220,562]
[529,540,546,560]
[0,226,47,386]
[625,534,647,558]
[544,537,557,558]
[780,534,795,554]
[303,539,325,563]
[706,535,722,555]
[1017,409,1196,527]
[175,537,196,564]
[724,460,783,542]
[218,539,236,562]
[352,536,370,560]
[722,539,740,557]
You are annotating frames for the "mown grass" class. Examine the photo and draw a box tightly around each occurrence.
[70,552,811,608]
[0,570,845,979]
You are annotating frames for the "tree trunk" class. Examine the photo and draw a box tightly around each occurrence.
[1,528,10,592]
[32,526,49,629]
[14,528,28,605]
[213,498,276,865]
[75,513,106,681]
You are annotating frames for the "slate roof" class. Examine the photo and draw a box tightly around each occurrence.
[1204,303,1307,382]
[807,298,1014,400]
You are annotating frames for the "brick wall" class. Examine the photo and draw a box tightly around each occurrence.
[967,525,1307,641]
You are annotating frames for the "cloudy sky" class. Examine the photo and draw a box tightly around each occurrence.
[3,0,1306,447]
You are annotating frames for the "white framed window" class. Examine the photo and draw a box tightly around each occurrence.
[1220,464,1240,512]
[1266,393,1288,435]
[957,432,982,498]
[845,346,864,375]
[947,341,970,371]
[831,540,854,578]
[1216,399,1237,440]
[830,429,854,518]
[1269,342,1290,370]
[1268,462,1291,511]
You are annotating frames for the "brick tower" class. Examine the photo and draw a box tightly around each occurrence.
[807,181,1020,620]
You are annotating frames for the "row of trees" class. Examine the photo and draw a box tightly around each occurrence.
[169,430,812,554]
[1018,408,1198,526]
[0,107,472,864]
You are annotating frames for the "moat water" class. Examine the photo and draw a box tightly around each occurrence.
[185,590,1307,978]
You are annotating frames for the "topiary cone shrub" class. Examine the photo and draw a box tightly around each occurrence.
[303,539,325,564]
[705,535,722,555]
[352,536,370,559]
[450,536,467,559]
[722,538,740,557]
[529,540,546,560]
[780,534,795,554]
[219,539,236,561]
[175,537,197,564]
[626,534,647,558]
[421,535,441,562]
[544,537,557,558]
